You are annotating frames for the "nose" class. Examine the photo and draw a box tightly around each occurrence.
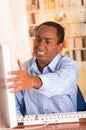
[37,39,45,47]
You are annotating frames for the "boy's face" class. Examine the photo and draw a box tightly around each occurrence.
[33,25,63,67]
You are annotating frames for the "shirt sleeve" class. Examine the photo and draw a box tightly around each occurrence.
[37,59,79,97]
[15,91,26,116]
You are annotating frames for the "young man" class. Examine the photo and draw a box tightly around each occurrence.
[5,21,79,116]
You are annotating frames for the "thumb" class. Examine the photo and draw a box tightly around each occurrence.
[17,59,25,71]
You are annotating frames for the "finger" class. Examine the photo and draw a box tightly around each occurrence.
[17,59,25,71]
[10,87,21,93]
[5,83,16,89]
[7,71,20,75]
[5,77,20,83]
[10,85,24,93]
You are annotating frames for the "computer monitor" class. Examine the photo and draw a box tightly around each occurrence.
[0,43,17,128]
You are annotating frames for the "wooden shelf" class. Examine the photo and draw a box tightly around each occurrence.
[25,0,86,64]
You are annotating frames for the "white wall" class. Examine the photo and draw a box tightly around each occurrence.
[0,0,31,69]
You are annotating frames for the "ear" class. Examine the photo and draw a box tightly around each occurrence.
[57,42,64,52]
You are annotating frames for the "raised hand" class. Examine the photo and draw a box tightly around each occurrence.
[5,60,42,93]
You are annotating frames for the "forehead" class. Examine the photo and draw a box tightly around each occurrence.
[36,25,57,37]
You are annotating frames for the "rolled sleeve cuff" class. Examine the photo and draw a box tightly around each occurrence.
[37,75,50,97]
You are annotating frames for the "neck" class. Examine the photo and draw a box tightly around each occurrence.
[36,60,47,73]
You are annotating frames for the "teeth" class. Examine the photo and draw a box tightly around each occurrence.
[37,51,45,54]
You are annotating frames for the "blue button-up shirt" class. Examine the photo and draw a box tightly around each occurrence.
[15,54,79,116]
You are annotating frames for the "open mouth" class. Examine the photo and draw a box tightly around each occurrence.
[36,51,46,56]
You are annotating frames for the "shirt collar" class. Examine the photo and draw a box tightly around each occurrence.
[29,54,62,73]
[47,53,62,72]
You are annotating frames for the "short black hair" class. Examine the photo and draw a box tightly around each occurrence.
[36,21,65,44]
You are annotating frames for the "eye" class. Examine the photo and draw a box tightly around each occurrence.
[45,39,51,44]
[35,37,41,43]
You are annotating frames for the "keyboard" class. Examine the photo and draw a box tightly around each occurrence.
[17,111,86,126]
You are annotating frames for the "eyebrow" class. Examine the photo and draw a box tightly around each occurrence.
[35,35,54,41]
[35,35,40,38]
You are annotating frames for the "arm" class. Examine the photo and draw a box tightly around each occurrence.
[5,59,42,93]
[38,59,79,97]
[5,58,79,97]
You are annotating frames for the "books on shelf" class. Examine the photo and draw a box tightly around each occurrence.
[26,0,86,66]
[43,0,56,10]
[65,50,82,61]
[65,36,86,61]
[66,11,79,23]
[26,0,40,11]
[68,23,83,36]
[77,8,86,22]
[28,13,41,25]
[66,37,85,49]
[56,0,77,9]
[81,50,86,61]
[75,50,82,61]
[82,23,86,36]
[67,38,75,49]
[76,0,86,7]
[72,50,80,61]
[31,13,36,24]
[65,50,73,59]
[29,26,37,37]
[65,50,86,62]
[83,37,86,47]
[74,37,83,49]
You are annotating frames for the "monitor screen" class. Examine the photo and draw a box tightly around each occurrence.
[0,43,17,128]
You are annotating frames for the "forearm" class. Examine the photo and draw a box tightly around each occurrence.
[32,76,42,89]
